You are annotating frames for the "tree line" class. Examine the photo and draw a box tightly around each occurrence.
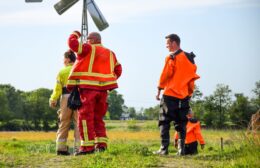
[0,81,259,131]
[139,82,260,128]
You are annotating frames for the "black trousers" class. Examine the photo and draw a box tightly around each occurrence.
[185,141,198,155]
[158,95,190,150]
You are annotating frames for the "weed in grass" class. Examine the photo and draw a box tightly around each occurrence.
[127,120,141,131]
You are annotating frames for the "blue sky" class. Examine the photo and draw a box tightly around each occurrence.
[0,0,259,109]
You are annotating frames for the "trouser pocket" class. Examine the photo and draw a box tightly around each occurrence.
[159,98,167,122]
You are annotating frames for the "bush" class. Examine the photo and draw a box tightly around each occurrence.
[0,119,34,131]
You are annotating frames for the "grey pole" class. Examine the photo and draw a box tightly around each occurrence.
[81,0,88,43]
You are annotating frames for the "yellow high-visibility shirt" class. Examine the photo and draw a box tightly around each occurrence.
[50,64,73,101]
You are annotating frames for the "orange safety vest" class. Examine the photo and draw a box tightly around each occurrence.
[175,120,205,145]
[67,44,119,91]
[158,50,200,99]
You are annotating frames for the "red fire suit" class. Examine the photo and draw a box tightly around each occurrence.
[67,32,122,152]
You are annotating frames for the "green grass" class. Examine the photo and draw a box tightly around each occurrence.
[105,120,158,131]
[0,120,259,168]
[0,139,158,168]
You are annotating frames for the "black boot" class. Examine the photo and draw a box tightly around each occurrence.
[176,139,185,156]
[57,146,70,156]
[74,150,95,156]
[57,150,70,156]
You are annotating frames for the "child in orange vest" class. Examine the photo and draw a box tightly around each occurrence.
[174,109,205,155]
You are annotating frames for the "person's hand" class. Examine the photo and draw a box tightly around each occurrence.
[201,144,205,150]
[156,94,160,101]
[72,31,81,38]
[49,100,57,109]
[156,89,161,101]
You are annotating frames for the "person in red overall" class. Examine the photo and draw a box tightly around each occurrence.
[174,110,205,155]
[67,31,122,155]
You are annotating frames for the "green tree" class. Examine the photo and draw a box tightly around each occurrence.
[213,84,232,128]
[107,90,124,120]
[127,107,137,119]
[22,88,56,130]
[229,93,255,128]
[203,95,218,127]
[192,85,203,100]
[0,84,24,120]
[202,84,232,128]
[143,105,159,120]
[0,90,10,121]
[251,80,260,110]
[190,85,204,121]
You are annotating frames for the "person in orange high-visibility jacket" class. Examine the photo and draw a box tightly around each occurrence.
[154,34,200,156]
[67,31,122,155]
[174,111,205,155]
[49,50,80,155]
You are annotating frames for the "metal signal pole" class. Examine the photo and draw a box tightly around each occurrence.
[81,0,88,43]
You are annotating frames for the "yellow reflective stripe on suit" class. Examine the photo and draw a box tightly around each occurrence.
[81,140,95,146]
[67,80,117,86]
[78,43,83,54]
[82,120,88,141]
[70,72,115,78]
[95,137,108,143]
[88,45,96,73]
[110,51,115,73]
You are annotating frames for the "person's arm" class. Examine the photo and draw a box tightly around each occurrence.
[113,53,122,79]
[158,57,170,89]
[114,64,122,79]
[156,58,168,100]
[49,72,62,108]
[194,122,205,149]
[68,31,91,57]
[156,88,162,101]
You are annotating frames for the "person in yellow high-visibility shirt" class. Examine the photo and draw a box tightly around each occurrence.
[174,109,205,155]
[49,50,80,155]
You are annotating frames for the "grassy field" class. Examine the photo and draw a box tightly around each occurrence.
[0,120,259,168]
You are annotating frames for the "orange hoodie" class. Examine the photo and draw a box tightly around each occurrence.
[158,50,200,99]
[175,119,205,145]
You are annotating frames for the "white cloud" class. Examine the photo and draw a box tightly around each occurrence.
[0,0,259,25]
[101,0,260,22]
[0,1,83,26]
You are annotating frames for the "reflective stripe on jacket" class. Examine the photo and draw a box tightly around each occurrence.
[67,34,122,91]
[158,50,200,99]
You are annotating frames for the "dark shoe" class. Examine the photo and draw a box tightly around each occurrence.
[95,147,107,152]
[57,151,70,156]
[74,150,95,156]
[153,149,168,155]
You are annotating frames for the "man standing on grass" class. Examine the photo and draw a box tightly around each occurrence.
[67,31,122,155]
[154,34,200,156]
